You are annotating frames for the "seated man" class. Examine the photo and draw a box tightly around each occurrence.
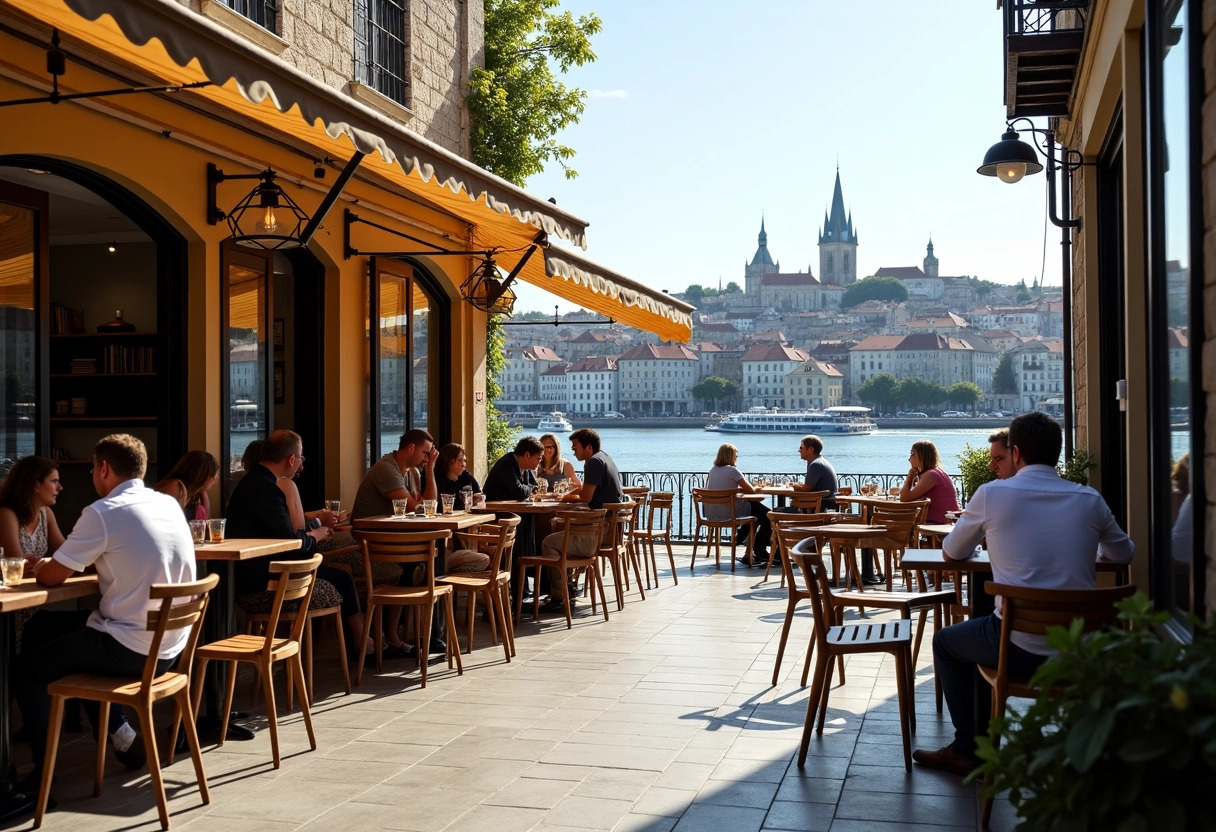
[792,434,837,510]
[352,429,438,518]
[484,437,544,600]
[913,412,1134,775]
[15,434,196,792]
[226,430,366,652]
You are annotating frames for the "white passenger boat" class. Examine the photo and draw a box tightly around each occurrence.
[537,412,573,432]
[705,406,876,435]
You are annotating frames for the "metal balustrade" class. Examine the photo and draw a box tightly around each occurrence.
[616,471,966,542]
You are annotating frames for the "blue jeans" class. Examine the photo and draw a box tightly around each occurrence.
[933,613,1047,756]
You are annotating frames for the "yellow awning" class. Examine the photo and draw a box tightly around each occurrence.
[1,0,694,341]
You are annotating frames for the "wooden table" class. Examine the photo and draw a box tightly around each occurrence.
[481,499,585,514]
[838,493,902,520]
[353,512,490,531]
[916,523,956,547]
[0,575,101,821]
[815,523,889,590]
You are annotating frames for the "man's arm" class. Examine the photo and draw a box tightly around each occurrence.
[1096,503,1135,563]
[941,489,985,560]
[34,557,75,586]
[39,506,107,586]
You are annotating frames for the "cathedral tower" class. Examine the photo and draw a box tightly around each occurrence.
[923,238,939,277]
[817,169,858,285]
[744,218,779,296]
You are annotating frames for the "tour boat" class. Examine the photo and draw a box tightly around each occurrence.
[705,406,876,435]
[537,412,573,432]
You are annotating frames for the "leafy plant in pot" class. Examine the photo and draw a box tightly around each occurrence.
[974,594,1216,831]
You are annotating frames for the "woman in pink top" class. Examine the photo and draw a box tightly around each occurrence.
[898,440,960,523]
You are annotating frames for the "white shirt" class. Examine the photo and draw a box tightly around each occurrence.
[53,479,197,659]
[705,465,748,521]
[942,465,1134,654]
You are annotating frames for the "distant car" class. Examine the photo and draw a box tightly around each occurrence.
[602,411,624,419]
[897,411,928,418]
[941,410,967,418]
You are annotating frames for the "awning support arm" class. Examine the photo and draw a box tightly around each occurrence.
[498,305,615,327]
[298,151,365,245]
[343,209,493,259]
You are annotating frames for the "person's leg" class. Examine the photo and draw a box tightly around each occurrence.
[751,503,771,556]
[930,614,1001,758]
[543,534,594,608]
[318,565,366,650]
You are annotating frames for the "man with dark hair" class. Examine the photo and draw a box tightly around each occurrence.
[483,437,543,502]
[913,412,1133,776]
[792,434,837,510]
[352,429,438,519]
[227,430,366,650]
[987,428,1014,480]
[16,434,195,792]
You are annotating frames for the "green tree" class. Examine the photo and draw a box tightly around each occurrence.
[683,285,705,305]
[513,309,555,321]
[692,376,740,411]
[894,378,948,409]
[469,0,602,186]
[485,315,519,464]
[724,281,742,294]
[840,276,909,309]
[993,352,1018,394]
[1015,279,1031,303]
[857,373,898,414]
[948,381,983,412]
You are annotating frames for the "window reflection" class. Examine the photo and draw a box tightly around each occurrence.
[0,202,36,467]
[378,268,411,456]
[228,261,267,475]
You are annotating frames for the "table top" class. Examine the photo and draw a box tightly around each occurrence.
[354,512,490,530]
[193,538,303,561]
[0,573,100,613]
[901,548,1128,574]
[481,499,587,514]
[839,494,903,507]
[754,485,796,495]
[917,523,956,538]
[816,523,889,538]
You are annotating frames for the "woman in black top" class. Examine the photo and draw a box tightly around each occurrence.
[432,443,481,508]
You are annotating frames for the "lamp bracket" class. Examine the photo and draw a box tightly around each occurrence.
[207,163,273,225]
[1004,118,1083,230]
[0,29,211,109]
[343,209,488,259]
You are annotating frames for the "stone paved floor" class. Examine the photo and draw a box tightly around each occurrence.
[12,545,1019,832]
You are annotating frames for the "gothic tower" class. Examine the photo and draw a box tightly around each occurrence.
[923,238,939,277]
[817,169,859,285]
[744,218,779,297]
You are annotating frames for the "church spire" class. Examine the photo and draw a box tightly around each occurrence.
[750,217,775,267]
[818,170,858,245]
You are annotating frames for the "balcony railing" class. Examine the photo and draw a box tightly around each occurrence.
[618,471,965,542]
[1003,0,1089,118]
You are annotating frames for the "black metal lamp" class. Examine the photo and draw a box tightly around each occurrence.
[207,163,309,250]
[977,128,1044,184]
[461,257,517,315]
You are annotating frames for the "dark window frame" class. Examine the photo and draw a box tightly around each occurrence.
[354,0,410,106]
[222,0,279,33]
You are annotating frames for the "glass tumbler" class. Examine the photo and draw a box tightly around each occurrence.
[207,518,226,543]
[392,498,409,517]
[441,494,456,514]
[188,519,206,545]
[423,499,437,518]
[1,557,24,588]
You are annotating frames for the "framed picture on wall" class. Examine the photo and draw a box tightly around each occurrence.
[273,361,285,403]
[272,318,285,349]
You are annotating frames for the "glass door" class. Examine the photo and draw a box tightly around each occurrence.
[222,244,273,504]
[0,187,43,468]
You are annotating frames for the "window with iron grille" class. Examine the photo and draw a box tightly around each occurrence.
[222,0,278,32]
[354,0,410,106]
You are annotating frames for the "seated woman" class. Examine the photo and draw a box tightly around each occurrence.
[155,450,219,520]
[705,443,771,567]
[424,444,490,575]
[537,433,580,492]
[898,440,960,523]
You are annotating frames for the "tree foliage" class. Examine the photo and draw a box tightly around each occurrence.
[724,281,742,294]
[469,0,602,186]
[893,378,949,409]
[841,276,909,309]
[993,352,1018,394]
[948,381,983,410]
[485,315,519,464]
[692,376,740,410]
[857,373,898,414]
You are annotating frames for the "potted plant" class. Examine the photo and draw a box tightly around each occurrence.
[974,594,1216,831]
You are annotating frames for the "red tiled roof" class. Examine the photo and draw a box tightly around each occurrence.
[762,272,820,286]
[874,266,926,279]
[616,343,699,361]
[851,335,903,351]
[540,363,571,376]
[568,356,617,372]
[523,345,562,361]
[741,344,810,362]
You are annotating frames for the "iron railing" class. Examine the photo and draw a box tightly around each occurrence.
[1004,0,1088,36]
[617,471,965,542]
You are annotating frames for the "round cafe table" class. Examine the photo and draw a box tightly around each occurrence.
[814,523,889,591]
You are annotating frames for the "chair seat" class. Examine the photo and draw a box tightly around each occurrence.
[239,578,343,613]
[832,588,955,611]
[438,573,495,589]
[197,633,298,661]
[977,664,1038,700]
[370,584,452,603]
[825,619,913,648]
[49,670,189,705]
[518,553,597,567]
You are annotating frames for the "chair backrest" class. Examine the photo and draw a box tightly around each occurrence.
[789,490,829,512]
[353,529,450,595]
[693,488,742,524]
[770,514,819,595]
[868,510,919,550]
[456,515,521,574]
[790,544,833,650]
[599,502,635,551]
[986,581,1136,683]
[647,491,674,532]
[555,509,607,560]
[262,555,325,649]
[622,486,650,501]
[141,573,220,691]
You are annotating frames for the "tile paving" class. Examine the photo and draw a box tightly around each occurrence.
[10,544,1020,832]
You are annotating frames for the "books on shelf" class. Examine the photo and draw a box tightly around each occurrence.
[70,358,97,374]
[101,345,154,374]
[50,303,85,335]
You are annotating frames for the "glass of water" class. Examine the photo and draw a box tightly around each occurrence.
[189,519,206,545]
[2,557,26,588]
[392,498,409,517]
[460,485,474,510]
[441,494,456,515]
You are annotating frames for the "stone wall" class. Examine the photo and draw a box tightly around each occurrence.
[1203,0,1216,619]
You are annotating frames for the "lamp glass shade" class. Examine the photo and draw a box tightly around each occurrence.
[224,173,308,250]
[461,259,517,316]
[977,130,1044,182]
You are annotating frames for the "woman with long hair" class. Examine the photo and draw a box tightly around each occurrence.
[704,443,771,567]
[0,455,66,571]
[537,433,580,490]
[899,439,960,524]
[155,450,220,520]
[431,443,481,507]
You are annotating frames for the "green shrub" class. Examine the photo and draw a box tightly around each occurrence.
[1058,449,1094,486]
[957,442,996,503]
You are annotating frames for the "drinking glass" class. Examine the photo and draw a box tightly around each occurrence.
[188,519,206,545]
[554,479,567,496]
[423,499,437,518]
[531,485,543,502]
[460,485,474,510]
[888,486,900,500]
[325,499,341,514]
[537,479,549,495]
[207,518,226,543]
[392,498,409,517]
[472,492,486,508]
[441,494,456,515]
[864,478,879,497]
[1,557,24,588]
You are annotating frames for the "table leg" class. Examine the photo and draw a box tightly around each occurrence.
[0,612,35,822]
[198,562,255,742]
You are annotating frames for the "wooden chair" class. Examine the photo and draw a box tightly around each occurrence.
[192,557,320,769]
[769,517,841,685]
[761,490,830,582]
[438,515,520,662]
[791,542,915,771]
[597,501,646,607]
[516,510,609,627]
[978,581,1135,828]
[690,488,756,573]
[632,491,677,587]
[620,489,653,589]
[36,574,219,830]
[351,530,463,688]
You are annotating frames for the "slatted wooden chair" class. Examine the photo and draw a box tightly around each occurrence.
[438,515,520,662]
[768,516,845,685]
[351,530,462,688]
[35,574,220,830]
[516,510,609,627]
[791,541,915,772]
[620,488,652,589]
[192,557,321,769]
[690,488,756,573]
[632,491,677,586]
[978,581,1135,828]
[595,502,645,607]
[761,490,830,582]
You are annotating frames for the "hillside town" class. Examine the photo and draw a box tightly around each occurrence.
[494,172,1108,417]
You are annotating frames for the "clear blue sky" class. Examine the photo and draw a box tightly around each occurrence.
[512,0,1061,316]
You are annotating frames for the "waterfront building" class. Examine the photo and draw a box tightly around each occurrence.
[565,356,618,414]
[616,343,700,415]
[1008,340,1064,415]
[538,363,571,410]
[499,345,563,411]
[849,333,987,393]
[741,344,811,409]
[783,360,844,410]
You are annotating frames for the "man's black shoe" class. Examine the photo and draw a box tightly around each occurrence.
[861,575,883,586]
[428,639,447,655]
[540,597,573,613]
[114,737,146,772]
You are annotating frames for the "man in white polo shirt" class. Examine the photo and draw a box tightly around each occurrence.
[15,434,196,791]
[912,412,1133,776]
